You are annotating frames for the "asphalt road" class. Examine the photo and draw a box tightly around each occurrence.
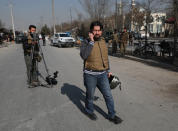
[0,41,178,131]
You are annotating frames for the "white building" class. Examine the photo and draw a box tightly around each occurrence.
[149,13,166,35]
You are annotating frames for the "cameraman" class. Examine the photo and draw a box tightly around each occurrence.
[23,25,41,88]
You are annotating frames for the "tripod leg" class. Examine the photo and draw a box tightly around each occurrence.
[36,42,56,87]
[33,59,38,82]
[35,58,53,88]
[28,45,35,85]
[30,59,35,84]
[28,57,33,84]
[38,42,50,75]
[24,55,31,84]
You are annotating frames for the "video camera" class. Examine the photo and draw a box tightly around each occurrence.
[31,33,39,42]
[46,71,58,85]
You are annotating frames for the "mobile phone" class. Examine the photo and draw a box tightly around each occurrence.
[89,31,93,34]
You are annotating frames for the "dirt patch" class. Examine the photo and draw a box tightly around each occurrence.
[166,83,178,94]
[155,83,178,102]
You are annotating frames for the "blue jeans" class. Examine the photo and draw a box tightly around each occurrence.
[84,72,116,118]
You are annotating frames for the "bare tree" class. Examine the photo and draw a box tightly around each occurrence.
[0,19,4,29]
[125,6,145,32]
[78,0,112,21]
[158,0,178,35]
[156,0,178,64]
[172,0,178,64]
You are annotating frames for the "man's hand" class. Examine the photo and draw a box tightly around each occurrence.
[108,72,112,78]
[89,32,94,42]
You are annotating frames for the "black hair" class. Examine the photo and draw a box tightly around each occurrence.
[90,21,103,31]
[29,25,36,30]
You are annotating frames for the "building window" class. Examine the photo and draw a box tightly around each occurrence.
[157,24,160,33]
[156,24,162,33]
[150,24,153,33]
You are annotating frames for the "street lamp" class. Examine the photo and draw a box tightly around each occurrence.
[119,0,122,16]
[9,3,16,39]
[115,0,124,30]
[52,0,56,34]
[70,7,72,29]
[115,0,118,29]
[131,0,135,32]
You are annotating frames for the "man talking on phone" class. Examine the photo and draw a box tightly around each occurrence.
[80,21,122,124]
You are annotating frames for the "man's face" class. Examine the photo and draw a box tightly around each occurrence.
[30,27,36,33]
[92,26,102,39]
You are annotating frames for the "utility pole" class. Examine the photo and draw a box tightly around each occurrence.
[119,0,123,31]
[131,0,135,32]
[119,0,122,16]
[9,2,16,39]
[52,0,56,34]
[123,15,125,29]
[173,0,178,65]
[115,0,118,29]
[70,7,72,29]
[144,11,148,58]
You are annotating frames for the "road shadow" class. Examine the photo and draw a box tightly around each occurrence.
[61,83,108,118]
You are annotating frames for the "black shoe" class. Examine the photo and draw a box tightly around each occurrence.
[108,115,123,124]
[28,81,41,88]
[28,85,36,88]
[31,81,41,87]
[85,112,97,120]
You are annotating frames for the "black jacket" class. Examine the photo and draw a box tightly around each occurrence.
[22,33,39,56]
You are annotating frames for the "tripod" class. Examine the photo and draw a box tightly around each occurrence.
[28,34,58,87]
[28,44,37,84]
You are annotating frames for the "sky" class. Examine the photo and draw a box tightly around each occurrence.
[0,0,84,31]
[0,0,145,31]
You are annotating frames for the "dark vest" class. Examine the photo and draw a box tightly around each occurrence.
[85,38,109,71]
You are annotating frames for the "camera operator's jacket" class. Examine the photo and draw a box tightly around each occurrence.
[112,33,119,43]
[121,32,129,43]
[23,32,39,56]
[80,37,109,71]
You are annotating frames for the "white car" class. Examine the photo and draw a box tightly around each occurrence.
[140,31,150,39]
[51,32,75,47]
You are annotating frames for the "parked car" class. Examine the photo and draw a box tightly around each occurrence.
[133,32,141,40]
[51,32,75,47]
[75,36,84,46]
[140,31,150,39]
[103,31,113,42]
[15,33,25,44]
[0,35,3,44]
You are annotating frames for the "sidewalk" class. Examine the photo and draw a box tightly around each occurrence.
[108,45,178,72]
[0,41,12,48]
